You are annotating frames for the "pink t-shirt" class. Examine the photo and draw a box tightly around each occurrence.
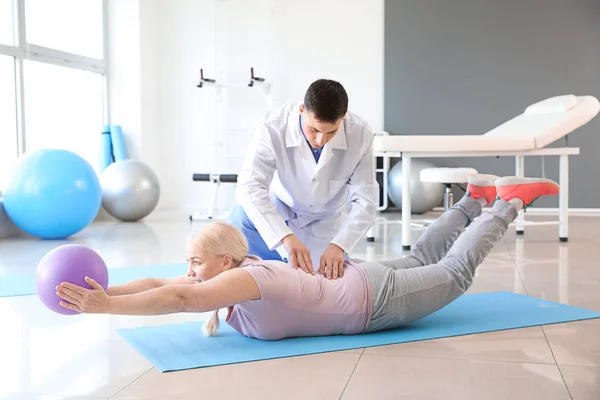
[226,256,373,340]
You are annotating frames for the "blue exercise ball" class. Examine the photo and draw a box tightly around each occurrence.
[3,149,102,239]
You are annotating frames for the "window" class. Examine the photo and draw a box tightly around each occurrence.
[0,0,14,46]
[0,55,17,189]
[0,0,107,191]
[24,61,104,169]
[25,0,104,59]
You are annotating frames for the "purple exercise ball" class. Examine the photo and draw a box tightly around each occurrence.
[35,244,109,315]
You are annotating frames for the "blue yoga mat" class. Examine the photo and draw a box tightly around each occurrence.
[109,125,128,162]
[0,263,187,297]
[117,291,600,372]
[99,125,114,172]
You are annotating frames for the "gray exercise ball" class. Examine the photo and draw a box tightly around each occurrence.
[387,159,444,214]
[100,160,160,221]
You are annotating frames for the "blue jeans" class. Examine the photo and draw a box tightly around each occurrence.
[227,205,284,261]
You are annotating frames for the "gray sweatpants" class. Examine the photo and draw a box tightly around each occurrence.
[362,196,518,332]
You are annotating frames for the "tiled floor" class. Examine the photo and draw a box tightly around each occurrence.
[1,210,599,399]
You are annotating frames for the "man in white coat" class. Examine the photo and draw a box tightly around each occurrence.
[227,79,378,279]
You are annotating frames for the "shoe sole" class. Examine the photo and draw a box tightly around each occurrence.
[468,174,500,187]
[495,176,559,187]
[496,181,560,205]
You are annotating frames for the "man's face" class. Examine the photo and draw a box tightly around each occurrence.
[299,104,343,149]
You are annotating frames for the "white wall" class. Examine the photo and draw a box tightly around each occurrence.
[106,0,142,160]
[108,0,384,214]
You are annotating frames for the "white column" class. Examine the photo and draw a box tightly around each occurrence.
[365,244,376,262]
[515,156,525,234]
[366,226,375,242]
[402,156,412,250]
[559,155,569,241]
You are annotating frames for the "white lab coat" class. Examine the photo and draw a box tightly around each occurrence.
[236,103,378,269]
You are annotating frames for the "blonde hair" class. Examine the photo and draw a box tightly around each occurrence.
[187,221,248,337]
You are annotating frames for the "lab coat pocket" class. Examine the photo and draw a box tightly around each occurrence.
[311,215,345,238]
[328,178,348,198]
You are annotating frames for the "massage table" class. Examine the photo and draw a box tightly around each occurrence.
[371,94,600,250]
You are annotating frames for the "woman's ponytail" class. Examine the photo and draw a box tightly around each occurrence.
[202,309,220,336]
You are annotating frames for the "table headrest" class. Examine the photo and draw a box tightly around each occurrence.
[524,95,577,115]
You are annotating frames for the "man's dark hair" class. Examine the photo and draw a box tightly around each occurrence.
[303,79,349,123]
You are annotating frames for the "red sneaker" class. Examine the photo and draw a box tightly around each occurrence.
[495,177,560,211]
[466,174,499,206]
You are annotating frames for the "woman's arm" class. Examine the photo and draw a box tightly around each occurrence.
[57,268,261,316]
[106,275,194,296]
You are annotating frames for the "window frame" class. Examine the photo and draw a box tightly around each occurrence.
[0,0,108,156]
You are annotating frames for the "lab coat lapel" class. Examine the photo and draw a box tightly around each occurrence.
[298,141,319,178]
[315,119,347,173]
[284,106,318,178]
[316,145,334,171]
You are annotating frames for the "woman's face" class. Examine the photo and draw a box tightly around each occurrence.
[184,243,231,282]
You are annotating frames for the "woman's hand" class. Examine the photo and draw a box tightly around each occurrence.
[56,277,111,314]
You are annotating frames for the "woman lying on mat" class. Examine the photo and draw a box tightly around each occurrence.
[56,175,559,340]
